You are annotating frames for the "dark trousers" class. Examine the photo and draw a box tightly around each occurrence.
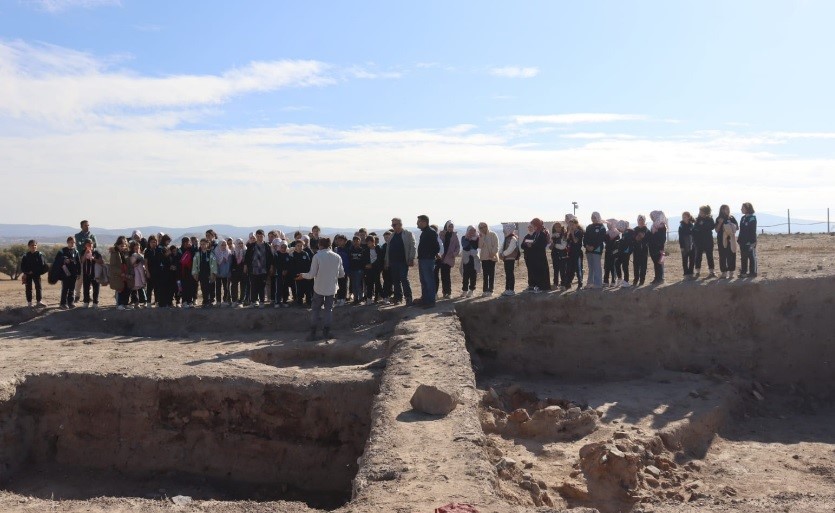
[566,254,584,288]
[82,274,100,304]
[438,263,452,296]
[633,248,648,284]
[250,274,266,303]
[618,253,631,283]
[231,275,245,303]
[337,277,348,300]
[389,262,412,302]
[552,256,568,287]
[130,287,147,305]
[25,275,42,303]
[158,280,175,307]
[694,243,714,271]
[295,279,312,306]
[199,275,213,305]
[650,248,664,282]
[117,286,131,306]
[503,259,515,292]
[181,276,196,304]
[462,260,477,291]
[681,249,695,276]
[481,260,496,292]
[604,250,620,283]
[365,268,382,301]
[311,293,334,329]
[350,270,365,302]
[381,268,391,298]
[273,274,289,304]
[215,277,230,303]
[717,238,736,272]
[529,255,551,290]
[60,277,76,306]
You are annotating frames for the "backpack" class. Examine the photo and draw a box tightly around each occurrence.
[94,262,110,285]
[47,261,61,285]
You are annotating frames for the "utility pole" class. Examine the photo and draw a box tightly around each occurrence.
[828,208,830,234]
[572,202,578,216]
[787,209,791,235]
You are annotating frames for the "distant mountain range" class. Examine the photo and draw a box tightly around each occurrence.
[0,213,830,246]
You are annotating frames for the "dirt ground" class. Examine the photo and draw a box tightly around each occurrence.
[0,233,833,513]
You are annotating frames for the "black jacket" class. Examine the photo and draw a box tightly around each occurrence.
[632,226,649,252]
[678,221,695,252]
[21,251,48,276]
[55,247,80,278]
[289,250,312,275]
[584,223,607,254]
[417,227,440,260]
[349,245,370,271]
[693,216,715,248]
[738,214,757,246]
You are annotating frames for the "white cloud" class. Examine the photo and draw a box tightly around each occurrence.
[561,132,637,140]
[25,0,120,13]
[511,113,648,125]
[0,40,332,129]
[489,66,539,78]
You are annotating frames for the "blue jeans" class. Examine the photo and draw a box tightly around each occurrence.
[586,252,603,287]
[418,258,436,304]
[389,261,412,302]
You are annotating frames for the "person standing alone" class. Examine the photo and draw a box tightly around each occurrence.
[299,237,345,341]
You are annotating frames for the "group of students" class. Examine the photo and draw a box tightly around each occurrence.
[19,204,758,310]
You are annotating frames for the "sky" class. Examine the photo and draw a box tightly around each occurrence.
[1,0,834,230]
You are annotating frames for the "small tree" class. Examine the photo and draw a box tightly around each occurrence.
[0,249,22,280]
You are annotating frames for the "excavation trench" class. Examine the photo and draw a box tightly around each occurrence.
[0,372,381,509]
[456,277,835,512]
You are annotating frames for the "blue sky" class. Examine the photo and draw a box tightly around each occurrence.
[1,0,833,228]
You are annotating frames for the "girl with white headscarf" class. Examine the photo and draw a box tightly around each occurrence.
[460,226,481,297]
[615,220,633,287]
[550,222,568,290]
[214,239,232,305]
[500,223,519,296]
[648,210,668,284]
[584,212,607,289]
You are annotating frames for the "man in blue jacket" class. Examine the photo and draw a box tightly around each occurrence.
[416,215,440,308]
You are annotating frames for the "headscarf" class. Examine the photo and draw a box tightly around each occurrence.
[606,219,620,239]
[233,238,246,263]
[132,229,142,239]
[564,214,577,225]
[502,223,516,236]
[616,220,629,233]
[214,240,231,264]
[650,210,668,233]
[591,212,602,224]
[248,232,256,244]
[443,220,455,232]
[637,215,646,227]
[531,218,546,234]
[465,225,478,240]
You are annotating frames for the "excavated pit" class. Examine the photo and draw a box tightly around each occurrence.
[457,277,835,512]
[0,372,380,510]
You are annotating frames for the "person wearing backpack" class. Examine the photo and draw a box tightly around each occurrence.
[54,236,81,309]
[20,239,48,307]
[79,239,102,308]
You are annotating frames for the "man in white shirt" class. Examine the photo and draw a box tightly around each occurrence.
[298,237,345,340]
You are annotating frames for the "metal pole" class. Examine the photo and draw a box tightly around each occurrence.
[828,208,831,234]
[787,209,791,235]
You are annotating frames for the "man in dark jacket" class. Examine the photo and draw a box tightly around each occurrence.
[55,237,81,309]
[244,229,271,307]
[21,240,48,307]
[416,215,440,307]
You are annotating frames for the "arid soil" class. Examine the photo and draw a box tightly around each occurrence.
[0,233,832,513]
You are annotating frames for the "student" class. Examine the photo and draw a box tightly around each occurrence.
[679,212,696,278]
[109,237,130,310]
[230,238,247,306]
[54,236,80,309]
[74,220,97,303]
[584,212,607,289]
[364,236,384,304]
[299,237,345,341]
[438,221,460,299]
[309,226,321,255]
[693,205,716,278]
[191,238,217,308]
[214,239,232,306]
[348,235,369,305]
[648,210,668,284]
[144,235,164,307]
[738,202,758,277]
[603,219,621,287]
[521,224,535,290]
[565,216,584,290]
[550,222,569,290]
[334,235,351,306]
[20,240,48,307]
[130,249,148,308]
[380,231,393,304]
[631,215,649,286]
[273,241,292,308]
[616,221,633,287]
[524,218,551,292]
[478,222,499,297]
[460,225,480,297]
[244,229,270,308]
[179,237,196,308]
[79,239,102,307]
[157,245,177,308]
[290,240,313,307]
[501,223,519,296]
[715,204,738,279]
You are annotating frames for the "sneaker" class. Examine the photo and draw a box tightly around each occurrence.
[749,273,758,278]
[251,301,260,308]
[405,298,413,306]
[442,294,451,299]
[281,302,290,308]
[60,304,69,310]
[707,271,716,278]
[27,301,33,308]
[502,290,515,296]
[738,273,748,278]
[481,291,489,297]
[533,286,541,294]
[68,302,76,309]
[365,299,372,306]
[36,301,46,307]
[460,291,468,298]
[466,290,473,298]
[92,303,99,308]
[117,305,126,311]
[183,303,191,309]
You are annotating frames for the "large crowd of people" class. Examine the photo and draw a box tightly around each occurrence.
[19,205,758,335]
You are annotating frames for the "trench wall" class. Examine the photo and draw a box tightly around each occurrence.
[0,373,378,495]
[458,277,835,397]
